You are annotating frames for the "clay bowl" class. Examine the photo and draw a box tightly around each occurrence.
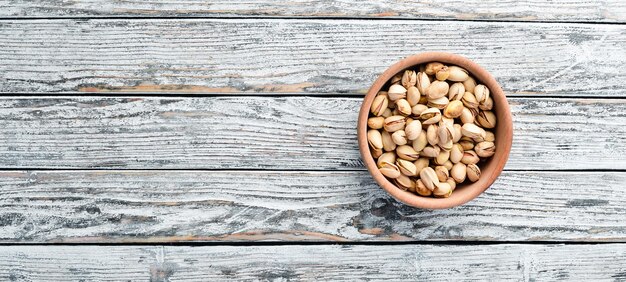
[357,52,513,209]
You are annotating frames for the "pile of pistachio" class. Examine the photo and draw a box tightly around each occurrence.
[367,62,496,198]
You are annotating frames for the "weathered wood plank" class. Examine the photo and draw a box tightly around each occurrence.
[0,20,625,96]
[1,0,626,23]
[1,170,626,242]
[1,97,625,170]
[2,244,626,281]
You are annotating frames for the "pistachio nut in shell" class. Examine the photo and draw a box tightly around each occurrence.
[414,158,429,173]
[462,91,479,109]
[420,108,442,125]
[459,140,474,151]
[416,72,431,94]
[476,110,497,129]
[447,66,470,82]
[415,179,432,196]
[427,96,450,110]
[461,150,480,165]
[388,84,407,101]
[437,122,454,145]
[402,70,417,89]
[407,86,420,106]
[367,129,383,150]
[451,163,467,183]
[484,131,495,142]
[367,116,384,129]
[381,108,392,118]
[426,80,450,100]
[461,123,486,140]
[419,167,439,191]
[424,62,444,75]
[411,104,428,116]
[412,130,428,152]
[384,115,406,132]
[396,99,412,116]
[434,149,450,165]
[467,163,481,182]
[462,76,477,93]
[377,152,396,168]
[426,124,439,146]
[435,166,449,182]
[381,130,396,152]
[459,107,475,124]
[435,66,450,81]
[390,73,402,85]
[396,159,418,176]
[396,145,420,161]
[479,96,494,111]
[433,182,452,198]
[444,100,464,118]
[371,147,383,158]
[446,178,457,191]
[379,162,401,179]
[474,84,490,103]
[420,145,440,158]
[452,124,462,143]
[391,130,408,145]
[475,141,496,158]
[371,94,388,116]
[443,160,453,171]
[450,143,464,163]
[448,82,465,101]
[404,120,422,141]
[439,139,453,151]
[395,174,415,191]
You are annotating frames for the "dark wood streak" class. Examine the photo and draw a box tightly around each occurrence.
[1,170,626,242]
[0,20,624,95]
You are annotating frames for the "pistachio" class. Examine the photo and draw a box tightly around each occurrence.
[395,174,415,191]
[396,99,412,116]
[404,120,422,141]
[381,108,392,118]
[462,91,479,109]
[446,178,457,191]
[438,122,454,146]
[418,95,429,105]
[396,159,418,176]
[475,141,496,158]
[371,147,383,158]
[416,72,431,94]
[462,123,486,140]
[451,163,466,183]
[371,94,389,116]
[367,129,383,150]
[392,108,401,116]
[414,158,430,173]
[396,145,419,161]
[459,140,474,151]
[452,124,462,143]
[388,84,407,101]
[435,166,449,182]
[434,150,450,165]
[479,96,494,111]
[379,162,401,179]
[420,145,440,158]
[427,96,450,110]
[377,152,396,168]
[459,107,475,124]
[390,73,402,85]
[415,179,432,196]
[419,167,439,191]
[440,116,454,128]
[406,117,414,125]
[435,66,450,81]
[426,80,450,100]
[447,66,469,82]
[424,62,444,75]
[476,111,496,129]
[407,86,420,106]
[426,124,439,146]
[420,108,442,125]
[391,130,408,145]
[461,150,480,165]
[411,104,428,116]
[466,163,481,182]
[381,130,396,152]
[444,100,464,118]
[412,130,428,152]
[367,117,385,129]
[443,160,453,171]
[433,182,452,198]
[462,76,477,93]
[484,131,495,142]
[384,115,406,132]
[474,84,490,103]
[448,82,465,101]
[402,70,417,89]
[450,143,463,164]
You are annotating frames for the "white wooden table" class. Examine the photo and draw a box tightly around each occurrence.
[1,1,626,280]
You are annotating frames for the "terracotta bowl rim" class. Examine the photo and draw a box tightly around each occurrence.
[357,52,513,209]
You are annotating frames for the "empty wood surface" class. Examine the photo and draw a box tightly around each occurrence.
[2,0,626,23]
[1,97,625,170]
[2,244,626,280]
[1,19,625,96]
[1,170,625,242]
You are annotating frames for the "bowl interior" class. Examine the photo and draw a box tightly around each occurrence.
[358,52,513,209]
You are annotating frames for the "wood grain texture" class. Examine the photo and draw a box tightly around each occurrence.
[2,170,626,242]
[1,0,626,23]
[0,20,625,96]
[2,244,626,281]
[1,97,625,170]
